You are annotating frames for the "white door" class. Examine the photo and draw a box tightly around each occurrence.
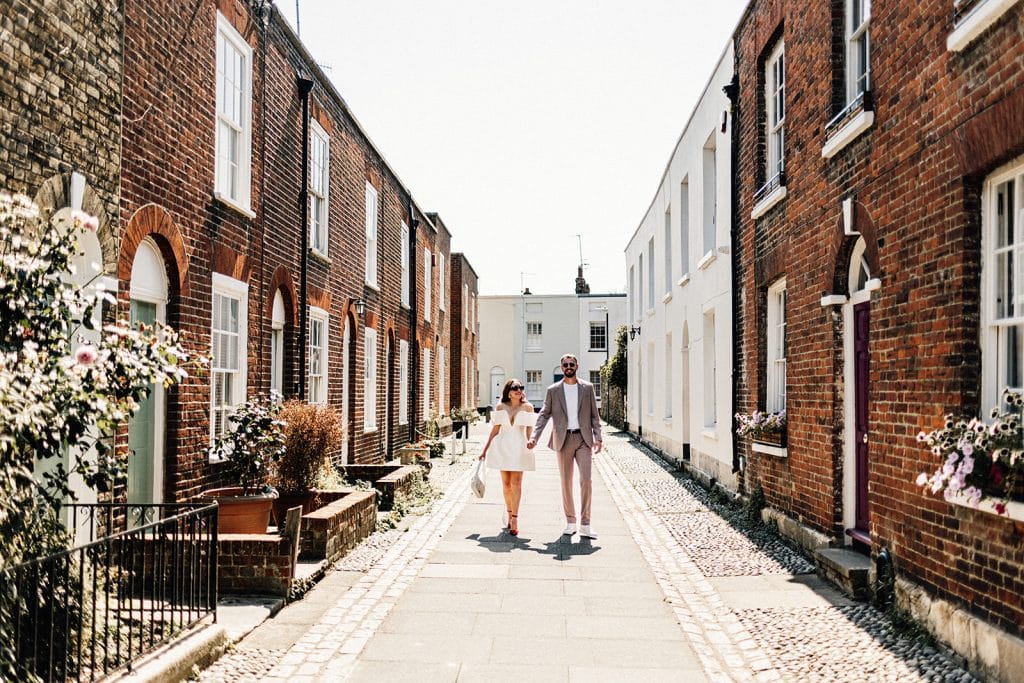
[490,367,505,407]
[127,238,167,506]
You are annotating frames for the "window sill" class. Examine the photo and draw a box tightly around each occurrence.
[752,442,787,457]
[364,426,378,434]
[213,192,256,220]
[697,250,717,271]
[365,281,380,292]
[310,249,331,265]
[947,0,1019,52]
[751,184,787,219]
[822,109,875,159]
[661,292,673,304]
[701,428,718,440]
[525,348,543,353]
[677,273,691,288]
[588,348,607,353]
[947,491,1024,522]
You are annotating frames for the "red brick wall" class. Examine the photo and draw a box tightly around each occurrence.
[734,0,1024,633]
[450,253,480,409]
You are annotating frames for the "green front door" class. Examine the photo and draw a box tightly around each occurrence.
[128,300,159,504]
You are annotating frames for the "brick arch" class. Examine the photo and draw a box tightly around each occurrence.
[119,204,189,297]
[829,200,880,296]
[266,266,298,326]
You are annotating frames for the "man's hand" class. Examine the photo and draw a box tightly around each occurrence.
[526,439,536,450]
[593,441,603,454]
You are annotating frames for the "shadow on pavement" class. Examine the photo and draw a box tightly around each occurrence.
[532,536,602,562]
[464,531,531,553]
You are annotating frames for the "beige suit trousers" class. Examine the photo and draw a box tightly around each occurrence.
[556,431,592,525]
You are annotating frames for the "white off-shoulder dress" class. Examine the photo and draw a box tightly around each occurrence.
[486,409,537,472]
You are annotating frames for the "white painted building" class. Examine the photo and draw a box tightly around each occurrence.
[624,43,736,489]
[477,292,627,409]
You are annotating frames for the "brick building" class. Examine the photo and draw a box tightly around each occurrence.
[451,252,480,412]
[733,0,1024,675]
[86,0,457,502]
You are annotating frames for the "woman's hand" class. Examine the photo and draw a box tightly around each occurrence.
[478,452,486,460]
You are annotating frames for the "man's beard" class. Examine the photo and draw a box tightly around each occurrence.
[563,368,576,377]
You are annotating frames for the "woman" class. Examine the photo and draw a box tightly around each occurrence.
[479,378,536,536]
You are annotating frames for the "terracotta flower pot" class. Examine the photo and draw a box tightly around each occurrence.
[200,487,279,534]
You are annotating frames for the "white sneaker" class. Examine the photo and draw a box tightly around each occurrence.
[580,525,597,539]
[562,523,577,535]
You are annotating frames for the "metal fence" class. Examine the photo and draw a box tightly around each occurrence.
[0,503,218,682]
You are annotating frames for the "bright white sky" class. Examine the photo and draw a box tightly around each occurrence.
[277,1,748,295]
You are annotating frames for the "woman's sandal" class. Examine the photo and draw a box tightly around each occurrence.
[508,514,519,536]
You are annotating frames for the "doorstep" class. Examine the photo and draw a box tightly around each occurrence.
[815,547,872,601]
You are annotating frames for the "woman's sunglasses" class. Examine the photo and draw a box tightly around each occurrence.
[509,385,524,391]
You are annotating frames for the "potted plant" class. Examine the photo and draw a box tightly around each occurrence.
[270,399,341,524]
[449,406,479,438]
[202,396,286,533]
[735,409,787,447]
[914,389,1024,517]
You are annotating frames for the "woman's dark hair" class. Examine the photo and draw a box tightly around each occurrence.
[500,378,524,404]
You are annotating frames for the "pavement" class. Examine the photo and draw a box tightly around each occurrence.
[198,422,977,683]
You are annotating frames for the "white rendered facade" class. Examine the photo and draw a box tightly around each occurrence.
[624,44,736,490]
[478,293,627,409]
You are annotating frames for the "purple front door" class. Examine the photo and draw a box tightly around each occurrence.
[853,302,871,538]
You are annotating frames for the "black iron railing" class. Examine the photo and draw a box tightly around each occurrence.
[825,90,875,140]
[753,170,787,207]
[0,503,218,682]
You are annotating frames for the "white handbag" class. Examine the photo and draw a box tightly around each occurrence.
[470,458,487,498]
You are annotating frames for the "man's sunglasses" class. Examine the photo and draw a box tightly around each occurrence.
[509,384,524,391]
[561,363,577,369]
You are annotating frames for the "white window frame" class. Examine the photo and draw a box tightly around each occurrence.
[846,0,871,103]
[308,306,329,405]
[438,252,446,311]
[424,248,432,321]
[365,182,379,288]
[638,255,645,317]
[590,370,602,399]
[210,273,248,446]
[646,342,655,415]
[647,237,655,311]
[947,0,1019,52]
[703,134,717,255]
[309,120,329,257]
[590,321,607,351]
[438,345,446,414]
[400,221,410,307]
[679,178,690,281]
[526,370,543,402]
[422,348,431,418]
[766,40,785,183]
[364,327,378,431]
[464,284,470,329]
[982,155,1024,410]
[526,321,543,352]
[664,333,673,419]
[703,310,717,429]
[214,13,253,214]
[399,339,409,425]
[664,207,673,296]
[767,279,787,414]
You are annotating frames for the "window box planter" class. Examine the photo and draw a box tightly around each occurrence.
[339,463,422,510]
[753,431,787,448]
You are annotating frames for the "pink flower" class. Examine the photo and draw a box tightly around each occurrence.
[963,486,983,508]
[72,210,99,233]
[994,502,1007,515]
[915,473,928,487]
[75,344,98,366]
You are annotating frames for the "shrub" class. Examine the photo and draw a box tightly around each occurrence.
[209,395,286,495]
[273,400,341,492]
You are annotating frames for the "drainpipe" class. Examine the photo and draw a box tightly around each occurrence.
[724,67,742,480]
[297,73,314,400]
[406,192,419,435]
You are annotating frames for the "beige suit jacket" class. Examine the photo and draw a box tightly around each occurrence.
[532,379,603,452]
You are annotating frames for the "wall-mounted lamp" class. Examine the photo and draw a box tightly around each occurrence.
[354,299,366,316]
[629,325,641,340]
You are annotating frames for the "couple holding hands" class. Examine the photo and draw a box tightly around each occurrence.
[478,353,603,538]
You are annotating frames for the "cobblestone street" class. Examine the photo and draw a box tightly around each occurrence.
[199,424,976,682]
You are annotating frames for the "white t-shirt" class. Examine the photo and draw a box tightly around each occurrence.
[563,382,580,431]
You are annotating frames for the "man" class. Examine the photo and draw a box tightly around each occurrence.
[527,353,603,538]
